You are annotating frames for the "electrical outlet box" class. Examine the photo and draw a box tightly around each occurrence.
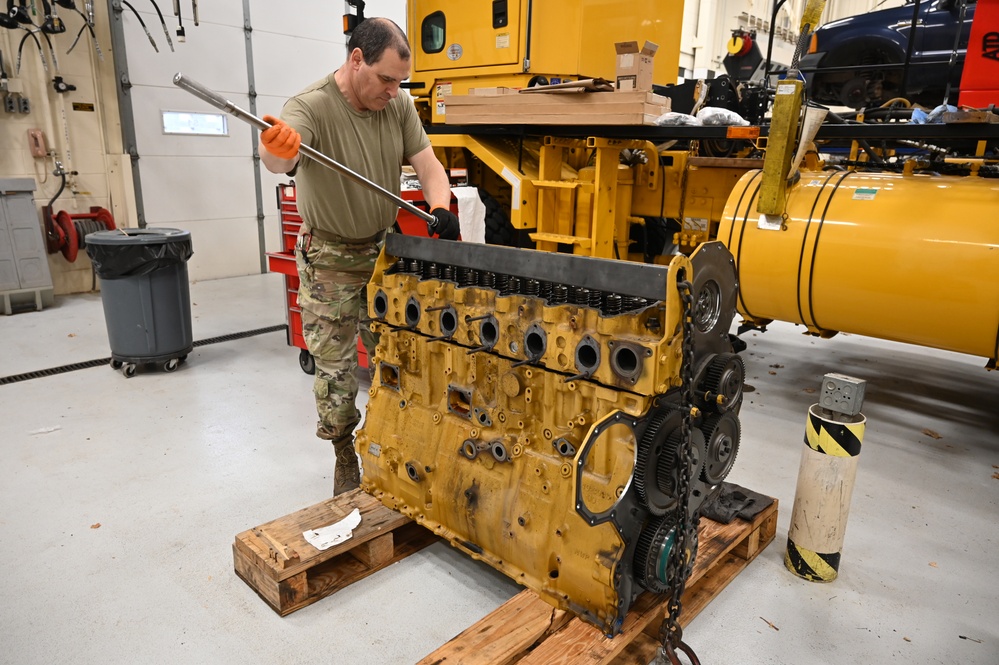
[4,95,16,114]
[18,97,30,114]
[819,373,866,416]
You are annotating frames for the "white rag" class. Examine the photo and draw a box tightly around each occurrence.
[302,508,361,551]
[452,186,486,244]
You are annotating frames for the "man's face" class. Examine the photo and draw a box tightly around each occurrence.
[353,47,410,112]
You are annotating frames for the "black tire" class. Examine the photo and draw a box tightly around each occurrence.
[299,349,316,375]
[163,358,180,373]
[479,188,515,246]
[122,364,136,378]
[110,359,123,370]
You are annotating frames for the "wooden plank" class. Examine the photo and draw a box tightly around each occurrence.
[447,102,666,118]
[233,490,440,616]
[445,91,667,106]
[420,497,777,665]
[233,489,411,581]
[942,110,999,124]
[445,112,663,126]
[415,591,573,665]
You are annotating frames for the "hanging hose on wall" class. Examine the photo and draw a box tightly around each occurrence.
[43,163,116,262]
[65,0,103,59]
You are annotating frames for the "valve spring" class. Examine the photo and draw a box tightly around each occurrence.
[442,265,455,281]
[424,262,439,279]
[604,293,623,315]
[588,289,603,308]
[571,286,590,305]
[393,258,407,272]
[407,258,423,274]
[496,274,511,294]
[623,296,649,311]
[466,269,479,286]
[550,284,569,305]
[507,276,521,295]
[457,267,474,287]
[538,281,553,301]
[479,271,496,288]
[524,279,540,297]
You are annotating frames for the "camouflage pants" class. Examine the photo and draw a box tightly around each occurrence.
[296,231,382,441]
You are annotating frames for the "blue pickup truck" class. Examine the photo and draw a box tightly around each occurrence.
[800,0,976,108]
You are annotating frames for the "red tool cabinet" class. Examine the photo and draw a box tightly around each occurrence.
[266,182,456,374]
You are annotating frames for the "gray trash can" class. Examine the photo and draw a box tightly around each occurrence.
[85,228,194,377]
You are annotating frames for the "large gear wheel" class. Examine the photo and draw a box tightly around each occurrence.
[700,412,740,486]
[633,513,700,594]
[633,513,678,594]
[700,352,745,414]
[634,407,682,516]
[656,426,707,516]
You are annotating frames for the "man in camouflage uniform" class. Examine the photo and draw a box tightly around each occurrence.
[258,18,460,494]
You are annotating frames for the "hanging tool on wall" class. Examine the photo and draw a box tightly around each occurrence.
[5,0,32,25]
[65,0,104,60]
[39,0,65,33]
[171,0,184,42]
[16,26,48,74]
[122,0,158,52]
[144,0,173,52]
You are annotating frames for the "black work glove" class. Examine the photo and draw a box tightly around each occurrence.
[428,207,460,241]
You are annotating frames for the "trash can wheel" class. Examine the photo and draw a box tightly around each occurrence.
[122,363,137,378]
[163,358,180,372]
[299,349,316,375]
[110,359,123,370]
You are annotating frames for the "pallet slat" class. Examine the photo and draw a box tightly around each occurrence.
[233,489,438,616]
[420,498,778,665]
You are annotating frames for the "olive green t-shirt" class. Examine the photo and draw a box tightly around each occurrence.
[280,73,430,239]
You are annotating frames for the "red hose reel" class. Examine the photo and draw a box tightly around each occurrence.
[44,206,117,262]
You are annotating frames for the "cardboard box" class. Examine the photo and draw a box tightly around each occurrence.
[615,41,658,91]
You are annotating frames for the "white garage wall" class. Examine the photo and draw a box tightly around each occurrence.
[122,0,405,282]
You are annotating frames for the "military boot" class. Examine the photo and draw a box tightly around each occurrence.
[332,436,361,496]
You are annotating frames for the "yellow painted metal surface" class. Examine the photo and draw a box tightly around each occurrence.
[720,170,999,361]
[357,238,742,633]
[757,79,804,216]
[409,0,685,123]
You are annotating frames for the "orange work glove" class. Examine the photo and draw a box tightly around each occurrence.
[260,115,301,160]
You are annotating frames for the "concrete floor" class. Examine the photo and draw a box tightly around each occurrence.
[0,272,996,665]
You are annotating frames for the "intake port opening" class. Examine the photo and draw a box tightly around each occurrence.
[524,324,547,360]
[373,290,388,319]
[440,307,458,337]
[609,342,645,383]
[479,318,499,348]
[460,439,478,459]
[405,296,421,327]
[490,440,509,462]
[379,363,400,390]
[405,461,421,482]
[575,335,600,376]
[447,386,472,418]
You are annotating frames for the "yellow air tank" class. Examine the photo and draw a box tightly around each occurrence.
[718,170,999,363]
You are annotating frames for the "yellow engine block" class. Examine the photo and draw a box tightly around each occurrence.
[357,235,743,634]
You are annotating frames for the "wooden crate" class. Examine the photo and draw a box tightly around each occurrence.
[233,489,438,616]
[417,497,778,665]
[443,90,670,126]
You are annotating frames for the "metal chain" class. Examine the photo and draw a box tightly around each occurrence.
[655,278,702,665]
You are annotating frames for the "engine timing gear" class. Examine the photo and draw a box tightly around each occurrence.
[700,411,740,486]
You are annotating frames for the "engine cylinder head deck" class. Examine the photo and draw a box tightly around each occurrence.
[357,235,743,635]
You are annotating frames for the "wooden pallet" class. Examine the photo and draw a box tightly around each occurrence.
[233,489,438,616]
[418,497,778,665]
[234,489,777,663]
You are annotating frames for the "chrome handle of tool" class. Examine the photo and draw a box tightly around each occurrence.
[172,72,436,225]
